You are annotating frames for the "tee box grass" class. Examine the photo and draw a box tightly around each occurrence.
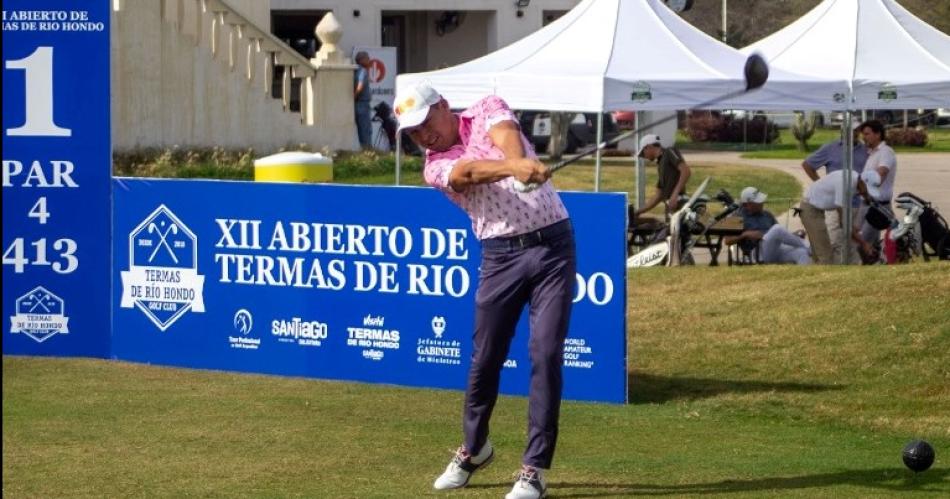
[4,264,949,497]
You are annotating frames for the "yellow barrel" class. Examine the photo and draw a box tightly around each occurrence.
[254,151,333,183]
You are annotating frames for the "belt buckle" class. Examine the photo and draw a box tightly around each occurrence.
[517,234,529,249]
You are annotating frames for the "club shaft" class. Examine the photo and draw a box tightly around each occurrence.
[550,87,750,173]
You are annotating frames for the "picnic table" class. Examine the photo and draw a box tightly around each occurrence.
[693,216,744,266]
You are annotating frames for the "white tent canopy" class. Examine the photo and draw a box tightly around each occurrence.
[739,0,950,109]
[395,0,843,112]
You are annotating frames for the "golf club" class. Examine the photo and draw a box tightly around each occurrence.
[514,53,770,192]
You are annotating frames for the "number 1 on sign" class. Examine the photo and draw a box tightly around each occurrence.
[5,46,72,137]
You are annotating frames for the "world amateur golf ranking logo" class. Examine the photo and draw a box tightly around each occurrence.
[10,287,69,343]
[121,205,205,331]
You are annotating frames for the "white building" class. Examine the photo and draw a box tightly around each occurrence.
[111,0,581,153]
[270,0,582,73]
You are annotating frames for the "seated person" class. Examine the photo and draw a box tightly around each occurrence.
[724,187,811,265]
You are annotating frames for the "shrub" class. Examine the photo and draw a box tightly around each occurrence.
[685,113,724,142]
[331,150,422,179]
[602,148,632,157]
[113,146,256,179]
[113,146,422,181]
[886,128,928,147]
[685,112,779,144]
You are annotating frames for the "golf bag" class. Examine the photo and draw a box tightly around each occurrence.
[626,178,737,267]
[894,192,950,261]
[626,194,704,267]
[372,101,420,155]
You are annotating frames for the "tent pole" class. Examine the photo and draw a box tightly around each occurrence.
[635,111,645,208]
[595,112,604,193]
[721,0,728,43]
[842,111,853,265]
[395,133,402,186]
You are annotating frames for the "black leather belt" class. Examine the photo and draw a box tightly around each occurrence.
[481,219,572,251]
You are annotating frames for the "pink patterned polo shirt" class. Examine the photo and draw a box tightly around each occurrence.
[423,96,569,240]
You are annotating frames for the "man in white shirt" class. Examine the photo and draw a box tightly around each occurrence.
[799,170,875,264]
[858,119,897,245]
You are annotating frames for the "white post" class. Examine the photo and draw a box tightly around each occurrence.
[722,0,728,43]
[395,135,402,186]
[310,12,358,150]
[594,113,604,193]
[281,65,291,110]
[263,50,275,95]
[635,111,645,207]
[842,111,854,265]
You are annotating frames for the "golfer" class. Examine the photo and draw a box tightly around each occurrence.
[394,81,575,499]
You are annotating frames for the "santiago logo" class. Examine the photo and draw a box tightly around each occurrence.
[272,316,328,347]
[120,205,205,331]
[9,286,69,343]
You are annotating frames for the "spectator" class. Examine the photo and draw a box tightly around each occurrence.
[802,122,868,263]
[353,51,373,149]
[801,122,868,180]
[724,186,811,265]
[799,170,874,264]
[632,134,691,219]
[858,119,897,246]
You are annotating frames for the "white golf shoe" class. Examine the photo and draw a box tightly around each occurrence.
[505,465,547,499]
[432,441,494,490]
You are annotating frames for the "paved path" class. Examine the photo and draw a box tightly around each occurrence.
[687,150,950,212]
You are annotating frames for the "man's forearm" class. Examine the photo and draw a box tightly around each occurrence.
[671,163,691,199]
[638,192,662,214]
[801,163,820,181]
[449,121,541,191]
[837,207,865,245]
[450,159,518,188]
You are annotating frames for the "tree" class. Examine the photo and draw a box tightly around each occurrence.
[791,111,818,152]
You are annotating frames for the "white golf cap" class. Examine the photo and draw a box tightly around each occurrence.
[861,169,883,200]
[393,81,442,131]
[740,186,768,204]
[637,134,662,157]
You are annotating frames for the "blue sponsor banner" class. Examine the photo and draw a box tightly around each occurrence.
[2,1,111,356]
[112,179,627,403]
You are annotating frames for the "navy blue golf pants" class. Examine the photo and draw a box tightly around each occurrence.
[463,219,575,469]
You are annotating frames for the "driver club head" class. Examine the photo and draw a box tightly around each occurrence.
[744,53,770,91]
[714,189,735,205]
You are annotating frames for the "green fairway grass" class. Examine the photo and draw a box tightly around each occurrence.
[343,160,803,218]
[5,264,949,497]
